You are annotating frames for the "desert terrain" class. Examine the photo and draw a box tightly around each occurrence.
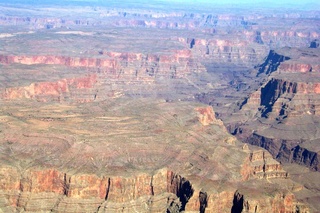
[0,0,320,212]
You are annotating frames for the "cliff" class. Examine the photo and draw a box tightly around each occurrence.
[1,4,318,49]
[179,37,269,66]
[228,47,320,173]
[1,2,319,212]
[1,74,97,102]
[257,50,290,75]
[247,135,320,171]
[0,166,306,213]
[0,100,308,212]
[0,50,202,79]
[0,50,205,102]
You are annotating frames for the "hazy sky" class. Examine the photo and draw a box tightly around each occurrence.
[0,0,319,9]
[1,0,319,4]
[169,0,318,3]
[158,0,320,6]
[150,0,320,10]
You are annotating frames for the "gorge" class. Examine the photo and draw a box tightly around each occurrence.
[0,0,320,212]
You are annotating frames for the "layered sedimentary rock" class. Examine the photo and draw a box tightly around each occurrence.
[0,4,319,47]
[0,47,205,102]
[0,100,309,212]
[0,1,320,212]
[1,74,97,102]
[179,37,269,66]
[0,49,202,77]
[225,48,320,173]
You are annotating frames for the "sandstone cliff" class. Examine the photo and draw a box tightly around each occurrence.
[0,100,308,212]
[0,50,202,78]
[0,2,319,212]
[228,47,320,174]
[0,50,205,102]
[179,37,269,66]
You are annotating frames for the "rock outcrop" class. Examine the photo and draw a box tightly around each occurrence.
[1,74,97,102]
[0,51,202,78]
[0,50,205,102]
[179,37,269,66]
[1,1,319,212]
[0,99,308,212]
[257,50,291,75]
[227,47,320,173]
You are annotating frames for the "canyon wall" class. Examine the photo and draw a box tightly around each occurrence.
[0,100,308,212]
[0,161,305,212]
[0,50,205,102]
[0,11,319,49]
[0,2,319,212]
[0,50,203,79]
[229,47,320,172]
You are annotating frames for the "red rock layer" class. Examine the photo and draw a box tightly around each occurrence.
[0,51,202,78]
[1,74,97,101]
[178,37,268,65]
[0,166,307,212]
[245,78,320,118]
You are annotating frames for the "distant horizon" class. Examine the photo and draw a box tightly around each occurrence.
[1,0,319,4]
[158,0,320,9]
[166,0,318,3]
[0,0,319,10]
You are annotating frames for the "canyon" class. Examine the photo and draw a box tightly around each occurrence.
[220,47,320,171]
[0,0,320,212]
[0,100,310,212]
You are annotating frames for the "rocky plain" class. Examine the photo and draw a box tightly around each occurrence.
[0,0,320,212]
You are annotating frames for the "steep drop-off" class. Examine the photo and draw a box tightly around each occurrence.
[0,100,310,212]
[225,48,320,173]
[0,2,320,212]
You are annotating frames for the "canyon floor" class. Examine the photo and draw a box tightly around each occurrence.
[0,1,320,212]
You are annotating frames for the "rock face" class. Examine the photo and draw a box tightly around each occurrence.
[196,106,220,126]
[179,37,269,66]
[0,51,202,78]
[257,50,291,75]
[0,167,192,212]
[1,74,97,102]
[0,1,320,212]
[225,48,320,173]
[0,100,308,212]
[0,48,205,102]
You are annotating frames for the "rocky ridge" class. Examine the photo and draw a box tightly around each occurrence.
[0,100,309,212]
[0,1,320,212]
[225,47,320,172]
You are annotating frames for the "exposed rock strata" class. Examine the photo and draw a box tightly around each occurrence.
[1,74,97,102]
[0,2,319,212]
[0,100,307,212]
[0,8,319,49]
[226,48,320,173]
[0,51,202,78]
[179,37,269,66]
[0,50,205,102]
[257,50,291,75]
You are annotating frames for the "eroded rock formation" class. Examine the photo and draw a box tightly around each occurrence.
[0,100,308,212]
[0,1,319,212]
[226,48,320,173]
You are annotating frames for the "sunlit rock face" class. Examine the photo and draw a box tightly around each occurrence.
[216,47,320,177]
[0,100,306,212]
[0,0,320,212]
